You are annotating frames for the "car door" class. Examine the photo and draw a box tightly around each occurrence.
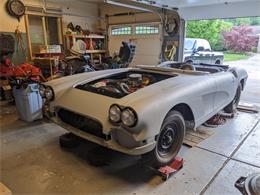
[203,51,213,64]
[189,75,218,126]
[202,40,213,64]
[192,40,204,63]
[194,39,212,64]
[192,52,203,63]
[210,52,216,64]
[214,71,237,111]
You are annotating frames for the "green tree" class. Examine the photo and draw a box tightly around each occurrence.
[224,17,260,26]
[251,17,260,25]
[186,20,232,51]
[234,18,251,25]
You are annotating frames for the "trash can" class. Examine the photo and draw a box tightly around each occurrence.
[13,83,43,122]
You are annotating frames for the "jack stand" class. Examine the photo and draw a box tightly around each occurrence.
[148,157,184,181]
[220,112,235,119]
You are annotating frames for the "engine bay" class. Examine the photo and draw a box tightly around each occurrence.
[76,71,174,98]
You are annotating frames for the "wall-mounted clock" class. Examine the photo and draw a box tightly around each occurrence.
[6,0,25,21]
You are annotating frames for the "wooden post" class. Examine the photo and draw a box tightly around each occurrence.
[24,14,33,60]
[42,16,48,45]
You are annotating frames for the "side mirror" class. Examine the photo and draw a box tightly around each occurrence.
[197,46,204,52]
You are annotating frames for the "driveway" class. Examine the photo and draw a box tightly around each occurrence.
[225,54,260,106]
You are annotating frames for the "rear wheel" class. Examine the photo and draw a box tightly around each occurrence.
[224,83,242,113]
[143,111,185,168]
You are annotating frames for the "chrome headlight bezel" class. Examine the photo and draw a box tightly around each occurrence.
[44,86,55,101]
[39,84,46,97]
[109,104,122,123]
[121,107,138,127]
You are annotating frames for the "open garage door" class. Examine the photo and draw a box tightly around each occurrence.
[104,0,185,65]
[121,0,260,20]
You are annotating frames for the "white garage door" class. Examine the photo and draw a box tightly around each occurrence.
[108,23,162,66]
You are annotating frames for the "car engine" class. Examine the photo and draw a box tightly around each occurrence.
[76,71,174,98]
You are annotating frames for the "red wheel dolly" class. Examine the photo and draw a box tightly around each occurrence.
[148,157,184,181]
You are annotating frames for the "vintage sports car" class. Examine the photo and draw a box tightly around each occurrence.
[40,62,247,167]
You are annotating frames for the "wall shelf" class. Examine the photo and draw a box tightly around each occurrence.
[65,34,105,39]
[86,50,107,54]
[65,34,107,64]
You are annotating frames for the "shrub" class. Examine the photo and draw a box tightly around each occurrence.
[252,47,257,53]
[222,25,258,52]
[186,20,232,51]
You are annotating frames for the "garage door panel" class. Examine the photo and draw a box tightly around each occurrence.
[134,38,160,55]
[132,55,159,66]
[108,23,161,65]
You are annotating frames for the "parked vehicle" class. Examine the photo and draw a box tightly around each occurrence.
[184,38,224,65]
[40,62,247,167]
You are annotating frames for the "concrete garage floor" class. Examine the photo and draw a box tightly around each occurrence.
[0,106,260,194]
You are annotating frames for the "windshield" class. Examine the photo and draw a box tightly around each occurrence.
[185,39,195,50]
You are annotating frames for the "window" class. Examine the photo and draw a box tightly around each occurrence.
[111,26,132,35]
[135,25,159,35]
[202,40,211,51]
[28,15,45,49]
[46,17,60,45]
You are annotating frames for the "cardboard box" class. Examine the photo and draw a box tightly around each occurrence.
[39,45,61,54]
[0,183,12,195]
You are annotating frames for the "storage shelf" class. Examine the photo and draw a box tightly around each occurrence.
[86,50,107,54]
[65,34,107,65]
[65,34,105,39]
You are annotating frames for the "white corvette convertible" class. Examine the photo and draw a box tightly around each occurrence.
[40,62,247,167]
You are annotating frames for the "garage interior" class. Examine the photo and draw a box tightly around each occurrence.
[1,0,260,194]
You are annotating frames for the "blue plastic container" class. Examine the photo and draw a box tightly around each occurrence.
[13,83,43,122]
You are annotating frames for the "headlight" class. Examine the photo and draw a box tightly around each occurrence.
[44,86,54,101]
[39,85,46,97]
[121,108,137,127]
[109,104,121,123]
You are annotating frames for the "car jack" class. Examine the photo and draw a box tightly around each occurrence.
[147,157,184,181]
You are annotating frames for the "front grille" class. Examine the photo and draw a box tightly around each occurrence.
[57,108,109,139]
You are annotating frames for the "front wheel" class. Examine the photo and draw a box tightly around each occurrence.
[215,60,221,65]
[143,110,185,168]
[59,133,80,148]
[224,83,242,113]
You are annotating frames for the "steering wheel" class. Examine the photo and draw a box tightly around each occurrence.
[180,64,195,71]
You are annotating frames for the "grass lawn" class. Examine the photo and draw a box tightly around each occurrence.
[224,52,250,62]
